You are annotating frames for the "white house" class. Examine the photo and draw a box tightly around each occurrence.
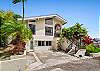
[18,14,67,51]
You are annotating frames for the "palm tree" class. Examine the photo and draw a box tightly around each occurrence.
[12,0,27,24]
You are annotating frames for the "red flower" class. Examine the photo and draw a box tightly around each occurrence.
[82,36,93,45]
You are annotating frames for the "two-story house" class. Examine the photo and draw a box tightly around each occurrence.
[18,14,67,51]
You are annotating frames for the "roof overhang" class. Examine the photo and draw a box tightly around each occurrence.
[18,14,67,25]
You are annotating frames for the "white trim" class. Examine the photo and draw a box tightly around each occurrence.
[53,18,55,37]
[44,18,45,36]
[18,14,67,24]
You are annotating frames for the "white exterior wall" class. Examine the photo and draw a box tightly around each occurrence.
[26,17,63,51]
[54,18,62,29]
[27,17,62,40]
[35,18,45,36]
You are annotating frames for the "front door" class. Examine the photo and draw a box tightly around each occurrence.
[30,40,33,49]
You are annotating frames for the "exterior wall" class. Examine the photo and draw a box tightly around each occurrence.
[27,17,63,51]
[54,18,62,27]
[52,37,60,50]
[35,18,45,36]
[28,18,44,36]
[33,46,52,51]
[27,17,62,39]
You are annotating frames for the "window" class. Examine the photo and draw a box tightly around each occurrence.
[29,24,36,34]
[38,41,45,46]
[49,41,51,46]
[45,18,53,25]
[45,26,53,36]
[38,41,41,46]
[46,41,49,46]
[54,24,61,37]
[29,20,36,22]
[42,41,45,46]
[46,41,52,46]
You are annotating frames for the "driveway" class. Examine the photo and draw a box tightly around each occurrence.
[28,50,100,71]
[35,50,79,63]
[33,58,100,71]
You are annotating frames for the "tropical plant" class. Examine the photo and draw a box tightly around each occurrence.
[62,23,87,41]
[86,44,100,53]
[13,14,22,20]
[12,0,27,24]
[0,11,16,47]
[1,21,32,43]
[0,10,32,55]
[61,23,87,53]
[82,36,93,45]
[61,23,87,47]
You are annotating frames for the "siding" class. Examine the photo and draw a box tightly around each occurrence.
[36,18,45,36]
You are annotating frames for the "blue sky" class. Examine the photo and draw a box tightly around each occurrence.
[0,0,100,38]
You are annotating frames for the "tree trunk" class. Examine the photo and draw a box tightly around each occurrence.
[22,1,24,24]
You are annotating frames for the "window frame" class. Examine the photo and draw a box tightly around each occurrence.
[46,41,52,46]
[38,41,45,46]
[29,24,36,35]
[45,26,53,36]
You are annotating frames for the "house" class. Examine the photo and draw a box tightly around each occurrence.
[93,38,100,47]
[18,14,67,51]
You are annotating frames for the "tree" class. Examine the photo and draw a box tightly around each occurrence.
[0,11,32,55]
[12,0,27,24]
[13,14,22,20]
[61,23,87,53]
[62,23,87,41]
[0,11,15,47]
[0,11,23,47]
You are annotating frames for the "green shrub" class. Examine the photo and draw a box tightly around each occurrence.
[86,44,100,53]
[79,46,86,49]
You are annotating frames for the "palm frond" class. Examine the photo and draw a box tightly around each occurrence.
[12,0,21,4]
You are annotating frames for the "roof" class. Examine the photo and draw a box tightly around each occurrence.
[93,38,100,42]
[18,14,67,25]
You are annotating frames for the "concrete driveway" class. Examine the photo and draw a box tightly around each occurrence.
[35,50,79,63]
[29,50,81,71]
[28,50,100,71]
[34,58,100,71]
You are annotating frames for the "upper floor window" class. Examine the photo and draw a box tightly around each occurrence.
[54,24,61,37]
[29,24,36,35]
[29,20,36,22]
[29,20,36,25]
[45,26,53,36]
[45,18,53,25]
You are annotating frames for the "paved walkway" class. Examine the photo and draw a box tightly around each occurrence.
[27,50,93,71]
[33,58,100,71]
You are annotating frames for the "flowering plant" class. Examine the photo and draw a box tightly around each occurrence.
[82,36,93,45]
